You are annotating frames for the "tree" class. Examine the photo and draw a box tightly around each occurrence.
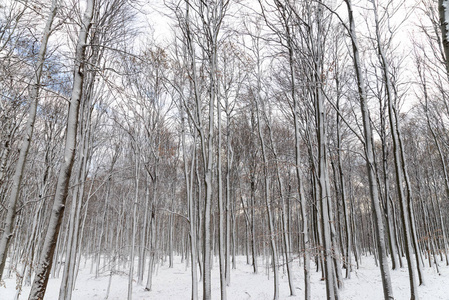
[343,0,395,299]
[371,0,424,290]
[439,0,449,74]
[28,0,95,298]
[172,0,229,298]
[0,0,58,280]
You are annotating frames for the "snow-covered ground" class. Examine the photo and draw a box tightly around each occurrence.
[1,255,447,299]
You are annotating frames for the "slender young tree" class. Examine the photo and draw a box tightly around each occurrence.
[254,86,280,300]
[277,1,312,296]
[343,0,395,299]
[175,0,229,298]
[371,0,424,288]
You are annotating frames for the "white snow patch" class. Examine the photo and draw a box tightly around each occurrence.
[1,255,448,299]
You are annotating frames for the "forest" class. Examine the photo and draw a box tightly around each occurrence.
[1,0,449,299]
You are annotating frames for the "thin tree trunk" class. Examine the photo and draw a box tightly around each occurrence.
[336,97,351,279]
[181,105,198,300]
[439,0,449,75]
[145,164,158,291]
[266,117,295,296]
[316,84,337,300]
[225,96,233,286]
[28,1,95,298]
[344,1,395,299]
[287,23,311,299]
[128,154,140,300]
[254,83,279,300]
[371,1,422,294]
[0,0,57,279]
[217,73,227,300]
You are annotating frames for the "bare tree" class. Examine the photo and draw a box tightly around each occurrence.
[28,0,95,298]
[172,0,229,298]
[0,0,58,280]
[439,0,449,74]
[343,0,395,299]
[371,0,424,291]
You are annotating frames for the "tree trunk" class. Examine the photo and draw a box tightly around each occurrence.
[181,104,198,300]
[372,1,422,295]
[0,0,57,280]
[217,72,227,300]
[344,1,395,299]
[254,74,279,299]
[128,154,140,300]
[267,117,296,296]
[288,23,311,299]
[439,0,449,75]
[28,1,95,298]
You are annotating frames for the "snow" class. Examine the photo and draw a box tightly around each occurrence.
[1,255,448,299]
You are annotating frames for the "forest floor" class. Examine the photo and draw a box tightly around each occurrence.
[1,255,448,299]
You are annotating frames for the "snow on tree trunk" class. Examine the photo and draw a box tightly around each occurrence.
[266,114,296,296]
[344,0,395,299]
[287,27,311,300]
[217,64,227,300]
[182,106,198,300]
[0,0,57,280]
[28,1,95,299]
[128,154,139,300]
[439,0,449,75]
[254,72,280,300]
[372,0,422,296]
